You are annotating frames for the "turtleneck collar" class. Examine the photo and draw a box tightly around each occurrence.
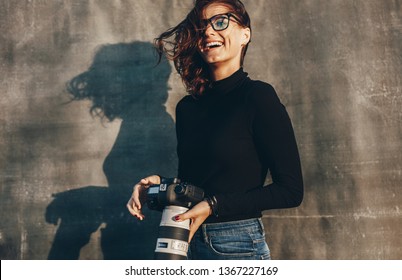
[204,68,248,97]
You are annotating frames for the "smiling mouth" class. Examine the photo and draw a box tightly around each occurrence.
[202,41,224,51]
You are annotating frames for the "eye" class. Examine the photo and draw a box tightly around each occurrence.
[212,16,228,29]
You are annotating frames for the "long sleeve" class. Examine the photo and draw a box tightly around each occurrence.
[214,82,304,217]
[175,68,303,222]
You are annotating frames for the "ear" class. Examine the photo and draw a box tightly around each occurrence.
[241,27,251,46]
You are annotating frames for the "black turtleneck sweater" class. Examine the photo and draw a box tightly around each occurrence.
[175,68,303,223]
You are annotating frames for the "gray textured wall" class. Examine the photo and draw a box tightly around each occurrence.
[0,0,401,260]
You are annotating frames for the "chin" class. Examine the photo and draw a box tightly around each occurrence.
[205,59,221,65]
[202,54,225,64]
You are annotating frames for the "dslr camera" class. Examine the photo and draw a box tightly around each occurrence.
[146,178,204,260]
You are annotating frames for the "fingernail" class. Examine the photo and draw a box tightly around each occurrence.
[173,215,180,221]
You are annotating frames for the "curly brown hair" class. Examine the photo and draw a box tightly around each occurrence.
[154,0,251,97]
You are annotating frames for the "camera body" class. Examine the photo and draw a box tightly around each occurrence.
[147,178,204,211]
[146,178,204,260]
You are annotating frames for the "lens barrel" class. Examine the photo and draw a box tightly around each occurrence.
[154,206,190,260]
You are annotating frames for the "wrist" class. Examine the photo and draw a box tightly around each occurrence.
[204,195,218,217]
[201,200,212,216]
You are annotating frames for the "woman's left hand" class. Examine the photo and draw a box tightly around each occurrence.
[174,200,211,242]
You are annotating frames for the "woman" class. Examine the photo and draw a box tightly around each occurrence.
[127,0,303,260]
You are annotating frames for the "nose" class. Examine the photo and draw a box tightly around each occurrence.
[204,23,216,37]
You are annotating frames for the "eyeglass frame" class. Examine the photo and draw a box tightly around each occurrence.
[201,13,243,32]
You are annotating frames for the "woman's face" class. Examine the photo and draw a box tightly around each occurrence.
[198,3,250,70]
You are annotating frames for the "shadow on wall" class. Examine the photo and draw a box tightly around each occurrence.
[45,42,177,259]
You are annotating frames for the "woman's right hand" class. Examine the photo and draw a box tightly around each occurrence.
[127,175,161,220]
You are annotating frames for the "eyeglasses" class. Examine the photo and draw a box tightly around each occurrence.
[202,13,242,31]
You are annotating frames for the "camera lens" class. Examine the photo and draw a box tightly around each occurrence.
[174,184,185,194]
[154,206,190,259]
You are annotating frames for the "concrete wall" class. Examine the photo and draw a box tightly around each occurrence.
[0,0,401,259]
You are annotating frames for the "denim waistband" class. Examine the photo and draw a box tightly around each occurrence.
[202,218,264,232]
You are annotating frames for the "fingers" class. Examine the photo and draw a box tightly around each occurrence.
[176,211,204,242]
[174,211,198,242]
[174,201,212,242]
[175,201,211,222]
[133,176,160,210]
[126,196,145,220]
[127,181,147,220]
[132,183,143,210]
[127,175,161,220]
[188,218,203,242]
[141,175,161,185]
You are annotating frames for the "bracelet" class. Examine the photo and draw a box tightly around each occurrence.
[204,195,218,217]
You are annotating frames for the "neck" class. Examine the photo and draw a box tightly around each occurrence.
[209,63,241,81]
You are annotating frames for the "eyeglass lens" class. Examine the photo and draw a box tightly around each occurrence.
[210,14,230,31]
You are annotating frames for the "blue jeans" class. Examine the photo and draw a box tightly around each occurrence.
[189,218,271,260]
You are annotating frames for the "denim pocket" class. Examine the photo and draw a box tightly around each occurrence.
[205,218,268,258]
[208,231,256,257]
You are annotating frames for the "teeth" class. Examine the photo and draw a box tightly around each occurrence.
[206,42,223,48]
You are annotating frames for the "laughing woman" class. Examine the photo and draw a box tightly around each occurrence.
[127,0,304,260]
